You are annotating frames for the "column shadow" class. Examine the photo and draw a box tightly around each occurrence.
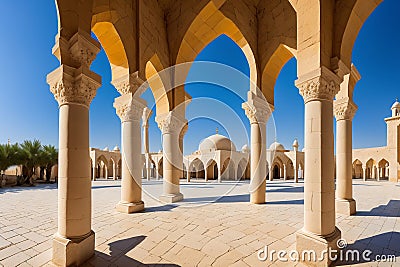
[335,231,400,265]
[90,235,180,266]
[355,200,400,217]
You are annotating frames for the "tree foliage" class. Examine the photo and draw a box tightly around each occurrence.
[0,140,58,185]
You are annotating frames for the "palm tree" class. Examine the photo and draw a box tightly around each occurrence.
[0,143,20,187]
[42,145,58,182]
[19,140,43,185]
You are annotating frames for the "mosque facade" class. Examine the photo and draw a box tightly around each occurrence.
[91,100,400,184]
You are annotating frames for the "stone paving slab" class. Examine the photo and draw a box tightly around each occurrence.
[0,180,399,266]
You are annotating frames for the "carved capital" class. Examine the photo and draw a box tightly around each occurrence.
[155,112,187,134]
[111,72,145,95]
[334,98,358,121]
[242,93,272,124]
[47,65,101,107]
[114,94,147,123]
[296,67,341,103]
[52,31,100,68]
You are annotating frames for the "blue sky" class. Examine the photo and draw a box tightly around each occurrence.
[0,1,399,154]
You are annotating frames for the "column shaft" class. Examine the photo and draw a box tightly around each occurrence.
[114,94,146,213]
[249,122,267,203]
[336,118,356,215]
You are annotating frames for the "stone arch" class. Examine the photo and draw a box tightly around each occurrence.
[91,21,129,82]
[205,159,219,180]
[221,157,235,180]
[261,44,296,106]
[272,156,284,179]
[237,158,250,180]
[190,158,205,179]
[145,56,172,115]
[285,158,295,179]
[175,1,258,92]
[365,158,375,179]
[378,158,389,179]
[96,155,108,179]
[352,159,363,179]
[91,0,138,80]
[334,0,383,69]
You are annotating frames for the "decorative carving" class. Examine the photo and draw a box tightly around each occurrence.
[156,112,187,134]
[53,31,100,68]
[334,99,357,121]
[49,70,101,107]
[242,102,271,124]
[297,76,340,103]
[112,72,145,95]
[114,96,146,123]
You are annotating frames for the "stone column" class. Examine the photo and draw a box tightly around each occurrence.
[156,112,187,203]
[363,166,367,181]
[283,164,287,180]
[92,165,96,181]
[186,167,190,182]
[113,94,146,213]
[113,162,117,180]
[204,167,208,182]
[334,99,357,215]
[47,31,101,266]
[243,92,271,204]
[142,107,152,180]
[156,164,159,180]
[269,167,273,181]
[295,67,341,259]
[294,165,298,183]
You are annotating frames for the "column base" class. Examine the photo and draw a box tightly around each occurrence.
[296,227,341,266]
[116,201,144,213]
[336,198,356,215]
[159,193,183,203]
[52,230,95,266]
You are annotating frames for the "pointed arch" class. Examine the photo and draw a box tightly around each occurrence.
[175,1,258,91]
[145,55,172,115]
[261,44,296,106]
[205,159,219,180]
[334,0,383,69]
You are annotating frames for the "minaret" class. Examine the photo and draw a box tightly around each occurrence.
[384,99,400,182]
[292,138,299,152]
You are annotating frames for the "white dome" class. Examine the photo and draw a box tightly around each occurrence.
[269,142,285,151]
[103,147,109,151]
[241,144,250,153]
[391,100,400,109]
[113,145,120,151]
[199,134,236,152]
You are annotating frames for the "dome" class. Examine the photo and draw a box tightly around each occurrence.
[103,147,109,151]
[391,100,400,109]
[241,144,250,153]
[269,142,285,151]
[199,134,236,152]
[113,145,120,151]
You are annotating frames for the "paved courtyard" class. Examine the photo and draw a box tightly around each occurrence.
[0,179,399,266]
